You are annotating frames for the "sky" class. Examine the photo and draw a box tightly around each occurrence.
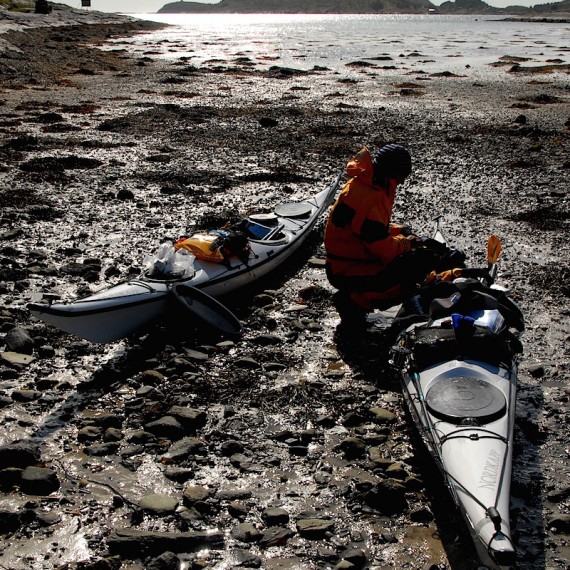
[55,0,557,14]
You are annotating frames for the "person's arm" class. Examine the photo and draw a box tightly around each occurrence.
[357,211,413,264]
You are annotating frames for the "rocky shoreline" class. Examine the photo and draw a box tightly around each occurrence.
[0,5,569,570]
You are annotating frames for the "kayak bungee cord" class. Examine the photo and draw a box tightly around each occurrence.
[438,427,508,445]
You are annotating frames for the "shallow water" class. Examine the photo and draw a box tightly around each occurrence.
[124,13,569,75]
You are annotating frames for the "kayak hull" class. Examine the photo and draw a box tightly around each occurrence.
[29,178,340,343]
[400,357,517,569]
[29,281,171,344]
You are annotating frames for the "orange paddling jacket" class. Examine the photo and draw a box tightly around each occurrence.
[324,147,412,281]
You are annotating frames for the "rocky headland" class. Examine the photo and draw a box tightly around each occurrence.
[156,0,570,18]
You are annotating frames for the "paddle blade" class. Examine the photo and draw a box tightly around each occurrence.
[172,283,242,339]
[487,235,502,267]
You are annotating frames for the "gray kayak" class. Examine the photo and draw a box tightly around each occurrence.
[29,176,340,343]
[391,280,524,569]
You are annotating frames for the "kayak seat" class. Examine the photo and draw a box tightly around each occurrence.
[412,326,514,370]
[239,220,286,242]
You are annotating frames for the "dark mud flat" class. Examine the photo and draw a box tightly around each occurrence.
[0,7,569,570]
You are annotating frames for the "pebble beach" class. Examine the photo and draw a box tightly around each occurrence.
[0,4,569,569]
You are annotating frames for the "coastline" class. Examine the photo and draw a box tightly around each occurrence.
[0,3,166,88]
[0,5,569,570]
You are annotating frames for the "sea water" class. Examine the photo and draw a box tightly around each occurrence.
[123,13,568,76]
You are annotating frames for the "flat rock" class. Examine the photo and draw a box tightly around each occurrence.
[296,518,334,539]
[258,526,295,547]
[163,437,207,463]
[0,441,41,468]
[139,494,179,515]
[4,327,34,354]
[167,406,207,431]
[107,528,224,556]
[231,522,262,543]
[20,466,60,495]
[1,352,35,366]
[369,407,396,423]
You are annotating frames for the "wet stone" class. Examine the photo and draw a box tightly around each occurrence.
[364,479,408,514]
[0,509,20,534]
[88,412,123,429]
[368,448,392,468]
[145,416,185,440]
[121,445,144,458]
[20,466,60,495]
[147,551,180,570]
[136,385,156,398]
[107,528,224,556]
[78,426,102,442]
[139,494,179,515]
[11,389,42,402]
[221,439,244,456]
[234,357,261,370]
[138,369,165,385]
[315,414,336,428]
[296,518,335,539]
[217,488,253,501]
[127,430,155,444]
[83,442,119,457]
[340,548,367,568]
[231,548,262,568]
[342,412,364,427]
[1,352,35,366]
[289,445,308,457]
[410,506,434,523]
[183,348,209,362]
[252,293,274,307]
[36,511,62,526]
[231,522,262,543]
[404,475,424,491]
[338,437,366,459]
[258,526,295,547]
[0,441,41,468]
[167,406,207,432]
[262,507,290,526]
[4,327,34,354]
[547,514,570,533]
[227,501,248,519]
[104,427,123,442]
[0,394,12,408]
[229,453,260,472]
[333,561,356,569]
[265,361,286,371]
[182,484,211,506]
[386,462,408,480]
[528,363,545,378]
[117,188,134,200]
[251,334,282,346]
[163,466,194,482]
[369,407,396,424]
[0,467,23,489]
[163,437,207,463]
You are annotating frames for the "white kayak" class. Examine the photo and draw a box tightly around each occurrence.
[29,176,340,343]
[391,280,524,569]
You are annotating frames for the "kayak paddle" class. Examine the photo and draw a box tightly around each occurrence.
[487,235,502,281]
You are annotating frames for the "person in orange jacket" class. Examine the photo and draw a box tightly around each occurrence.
[325,144,459,327]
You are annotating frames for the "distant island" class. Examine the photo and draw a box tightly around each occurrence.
[157,0,570,15]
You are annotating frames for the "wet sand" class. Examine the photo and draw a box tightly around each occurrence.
[0,5,569,570]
